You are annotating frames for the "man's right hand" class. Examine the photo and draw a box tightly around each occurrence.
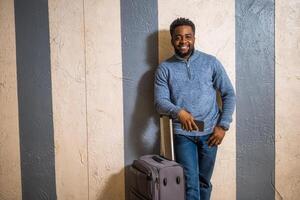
[177,109,198,131]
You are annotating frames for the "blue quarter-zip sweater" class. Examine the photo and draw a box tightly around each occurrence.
[154,50,236,136]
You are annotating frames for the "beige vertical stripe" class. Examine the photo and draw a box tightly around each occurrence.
[48,0,89,199]
[275,1,300,199]
[0,0,22,199]
[84,0,124,199]
[158,1,236,199]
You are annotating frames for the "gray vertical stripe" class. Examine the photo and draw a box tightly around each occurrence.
[236,0,275,199]
[14,0,57,199]
[121,0,159,199]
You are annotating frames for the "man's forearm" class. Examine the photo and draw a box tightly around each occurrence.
[155,98,181,119]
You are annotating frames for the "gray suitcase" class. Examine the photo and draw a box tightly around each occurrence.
[129,155,185,200]
[128,116,185,200]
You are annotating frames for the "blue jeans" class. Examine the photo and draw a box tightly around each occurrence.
[174,134,218,200]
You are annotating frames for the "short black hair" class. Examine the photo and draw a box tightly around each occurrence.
[170,17,195,36]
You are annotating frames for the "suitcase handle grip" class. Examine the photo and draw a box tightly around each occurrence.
[152,156,164,163]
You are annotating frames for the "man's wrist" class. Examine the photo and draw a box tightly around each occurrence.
[171,107,182,119]
[217,125,229,131]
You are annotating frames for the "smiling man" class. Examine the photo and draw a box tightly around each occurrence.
[154,18,236,200]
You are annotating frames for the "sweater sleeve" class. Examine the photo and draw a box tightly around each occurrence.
[154,65,181,119]
[212,58,236,129]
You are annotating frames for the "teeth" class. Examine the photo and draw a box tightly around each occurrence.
[180,46,188,50]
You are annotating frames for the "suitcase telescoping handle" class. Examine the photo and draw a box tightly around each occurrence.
[160,115,175,161]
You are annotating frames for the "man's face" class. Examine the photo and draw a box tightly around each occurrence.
[171,25,195,59]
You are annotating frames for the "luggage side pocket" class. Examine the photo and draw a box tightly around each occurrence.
[129,165,153,200]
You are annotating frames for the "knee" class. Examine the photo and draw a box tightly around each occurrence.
[184,168,199,189]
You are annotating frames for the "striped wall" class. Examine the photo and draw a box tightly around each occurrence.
[0,0,299,200]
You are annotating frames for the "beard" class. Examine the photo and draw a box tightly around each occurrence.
[174,45,194,59]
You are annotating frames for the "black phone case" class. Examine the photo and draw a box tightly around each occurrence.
[194,120,204,132]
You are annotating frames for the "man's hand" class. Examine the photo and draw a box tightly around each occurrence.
[177,109,198,131]
[207,126,226,147]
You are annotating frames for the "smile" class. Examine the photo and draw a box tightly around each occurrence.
[179,46,189,50]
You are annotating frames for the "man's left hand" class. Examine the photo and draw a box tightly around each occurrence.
[207,126,226,147]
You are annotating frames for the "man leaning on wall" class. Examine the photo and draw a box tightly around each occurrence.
[154,17,236,200]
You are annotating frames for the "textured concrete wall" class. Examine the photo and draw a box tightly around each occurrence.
[49,0,89,199]
[0,0,22,199]
[120,1,159,199]
[50,0,124,199]
[236,0,275,199]
[1,0,300,199]
[158,1,236,200]
[1,0,124,199]
[275,0,300,199]
[84,0,124,199]
[14,0,57,198]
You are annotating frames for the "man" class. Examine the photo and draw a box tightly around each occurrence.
[154,18,236,200]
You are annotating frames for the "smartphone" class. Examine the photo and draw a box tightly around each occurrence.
[194,120,204,132]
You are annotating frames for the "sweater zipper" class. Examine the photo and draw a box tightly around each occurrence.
[185,61,191,79]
